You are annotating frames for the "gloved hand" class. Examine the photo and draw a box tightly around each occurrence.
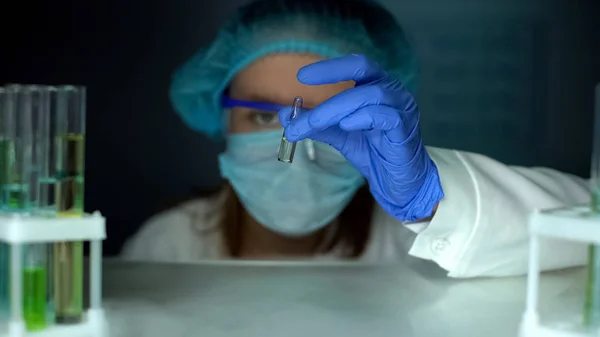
[279,54,444,222]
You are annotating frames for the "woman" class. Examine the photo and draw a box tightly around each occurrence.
[121,0,589,277]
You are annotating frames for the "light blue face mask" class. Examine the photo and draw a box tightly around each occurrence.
[218,129,365,236]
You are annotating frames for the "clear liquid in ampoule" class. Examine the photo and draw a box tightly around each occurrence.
[277,96,303,163]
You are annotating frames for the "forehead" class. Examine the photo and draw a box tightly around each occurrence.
[229,53,353,108]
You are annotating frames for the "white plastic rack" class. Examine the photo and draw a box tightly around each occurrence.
[521,205,600,337]
[0,212,106,337]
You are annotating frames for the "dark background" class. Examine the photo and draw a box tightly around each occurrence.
[1,0,599,256]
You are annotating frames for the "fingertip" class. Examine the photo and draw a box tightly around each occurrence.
[297,65,316,85]
[297,58,339,85]
[298,54,387,86]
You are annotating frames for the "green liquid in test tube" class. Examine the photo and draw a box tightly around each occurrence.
[22,246,47,331]
[585,83,600,328]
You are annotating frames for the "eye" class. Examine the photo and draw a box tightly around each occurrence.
[249,111,279,127]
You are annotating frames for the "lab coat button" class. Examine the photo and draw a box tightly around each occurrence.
[430,238,450,254]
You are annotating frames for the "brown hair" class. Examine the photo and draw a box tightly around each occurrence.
[220,182,374,258]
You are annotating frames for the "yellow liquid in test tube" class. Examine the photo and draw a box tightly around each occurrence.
[53,133,85,324]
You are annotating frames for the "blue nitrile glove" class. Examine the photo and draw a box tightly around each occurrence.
[279,54,444,222]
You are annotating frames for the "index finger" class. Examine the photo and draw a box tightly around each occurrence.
[297,54,389,86]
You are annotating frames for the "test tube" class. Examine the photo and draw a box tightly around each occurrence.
[0,85,34,212]
[20,86,52,331]
[278,96,303,163]
[585,83,600,328]
[36,87,56,326]
[0,87,8,319]
[37,86,56,216]
[52,85,85,324]
[592,84,600,210]
[0,85,47,331]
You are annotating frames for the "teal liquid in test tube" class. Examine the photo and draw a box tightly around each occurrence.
[0,85,33,212]
[585,83,600,328]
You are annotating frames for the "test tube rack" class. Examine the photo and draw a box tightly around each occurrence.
[0,213,106,337]
[520,205,600,337]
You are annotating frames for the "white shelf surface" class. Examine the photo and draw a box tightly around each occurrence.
[0,212,106,243]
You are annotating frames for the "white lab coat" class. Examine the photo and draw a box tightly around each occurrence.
[121,147,590,278]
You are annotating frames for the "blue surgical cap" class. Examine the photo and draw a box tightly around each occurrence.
[169,0,417,139]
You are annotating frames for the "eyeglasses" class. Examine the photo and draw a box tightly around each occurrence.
[221,95,285,113]
[221,95,316,161]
